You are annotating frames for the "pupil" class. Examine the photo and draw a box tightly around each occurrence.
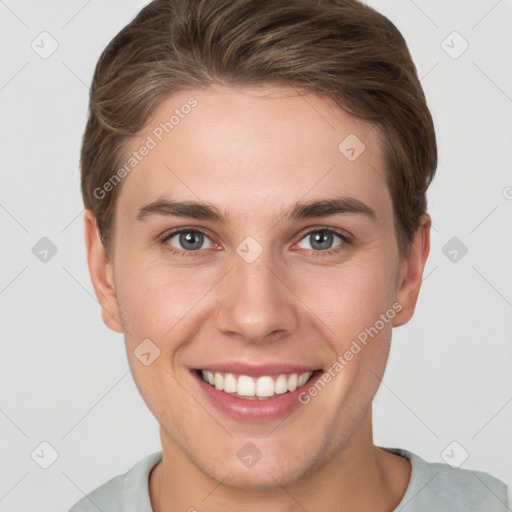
[180,231,203,250]
[311,231,333,250]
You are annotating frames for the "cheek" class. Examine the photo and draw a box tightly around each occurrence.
[114,261,206,410]
[296,256,397,340]
[114,258,218,346]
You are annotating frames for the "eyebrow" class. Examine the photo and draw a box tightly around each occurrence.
[136,197,376,223]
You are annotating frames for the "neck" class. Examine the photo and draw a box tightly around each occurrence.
[149,409,411,512]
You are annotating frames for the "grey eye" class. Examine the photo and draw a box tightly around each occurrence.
[167,231,212,251]
[298,230,342,251]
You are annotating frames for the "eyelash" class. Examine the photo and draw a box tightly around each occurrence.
[159,227,352,258]
[300,229,351,258]
[159,228,215,258]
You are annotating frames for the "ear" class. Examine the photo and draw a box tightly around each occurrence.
[83,210,123,333]
[392,214,431,327]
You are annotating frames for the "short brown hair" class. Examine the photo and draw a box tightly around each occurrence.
[81,0,437,258]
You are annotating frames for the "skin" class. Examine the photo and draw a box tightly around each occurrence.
[84,84,430,512]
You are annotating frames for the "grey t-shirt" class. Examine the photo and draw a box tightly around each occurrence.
[69,447,509,511]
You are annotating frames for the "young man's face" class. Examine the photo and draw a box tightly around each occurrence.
[86,85,429,488]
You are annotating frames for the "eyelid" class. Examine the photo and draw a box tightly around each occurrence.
[161,226,211,241]
[290,227,351,257]
[160,227,218,254]
[295,226,352,245]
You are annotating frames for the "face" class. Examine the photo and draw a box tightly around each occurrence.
[86,84,429,489]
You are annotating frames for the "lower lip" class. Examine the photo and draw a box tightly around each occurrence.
[192,370,323,421]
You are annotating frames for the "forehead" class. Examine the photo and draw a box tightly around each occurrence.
[117,85,391,221]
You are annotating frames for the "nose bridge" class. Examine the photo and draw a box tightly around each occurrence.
[215,243,298,342]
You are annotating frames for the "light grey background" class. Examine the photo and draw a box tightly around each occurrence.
[1,1,511,510]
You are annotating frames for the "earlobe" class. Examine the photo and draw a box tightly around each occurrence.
[392,214,431,328]
[83,210,123,333]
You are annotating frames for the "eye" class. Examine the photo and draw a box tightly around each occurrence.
[164,229,214,252]
[296,229,347,252]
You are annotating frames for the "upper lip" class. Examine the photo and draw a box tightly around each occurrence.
[192,362,321,377]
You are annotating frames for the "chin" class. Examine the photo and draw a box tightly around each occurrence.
[190,439,326,491]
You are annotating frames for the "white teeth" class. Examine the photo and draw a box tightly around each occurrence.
[287,373,298,392]
[274,374,288,394]
[202,370,215,385]
[256,376,275,397]
[297,373,309,387]
[200,370,314,398]
[237,375,256,397]
[214,372,224,391]
[223,373,237,393]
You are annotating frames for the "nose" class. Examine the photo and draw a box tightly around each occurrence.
[215,248,299,345]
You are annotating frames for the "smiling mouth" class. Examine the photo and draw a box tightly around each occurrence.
[196,369,320,400]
